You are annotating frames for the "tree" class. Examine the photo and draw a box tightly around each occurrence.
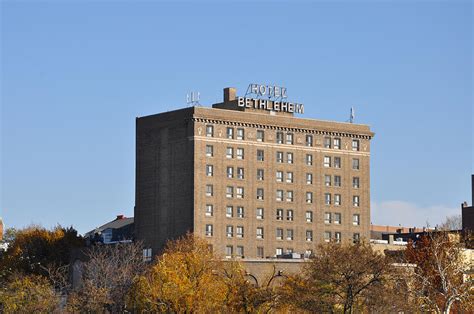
[404,232,474,313]
[439,215,463,231]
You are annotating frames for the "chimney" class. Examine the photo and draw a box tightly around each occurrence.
[223,87,236,102]
[116,215,125,220]
[471,174,473,206]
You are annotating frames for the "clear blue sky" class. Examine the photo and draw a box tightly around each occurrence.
[1,1,472,234]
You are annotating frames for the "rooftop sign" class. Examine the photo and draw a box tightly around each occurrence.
[238,83,304,114]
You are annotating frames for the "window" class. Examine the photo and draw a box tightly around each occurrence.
[287,152,293,164]
[226,147,234,159]
[226,127,234,139]
[276,209,283,220]
[353,233,360,243]
[226,206,233,218]
[236,128,244,140]
[236,226,244,238]
[306,154,313,166]
[324,231,331,243]
[236,148,244,159]
[256,208,264,220]
[206,125,214,137]
[334,157,341,169]
[325,175,331,187]
[236,246,244,257]
[353,177,360,188]
[257,247,264,257]
[353,214,360,226]
[276,248,283,256]
[206,165,213,177]
[325,193,331,205]
[324,212,332,224]
[257,188,264,200]
[287,229,294,240]
[257,150,264,161]
[143,248,152,262]
[276,132,284,144]
[276,151,284,163]
[257,169,264,181]
[257,227,264,239]
[352,139,360,151]
[306,211,313,222]
[334,194,341,206]
[276,228,283,240]
[226,225,233,238]
[205,204,213,217]
[206,145,213,157]
[237,167,244,180]
[334,213,341,225]
[306,173,313,184]
[205,224,213,236]
[287,209,294,221]
[226,186,233,198]
[333,175,341,187]
[324,137,331,148]
[353,196,360,207]
[306,192,313,204]
[226,167,234,178]
[304,250,313,258]
[286,190,294,202]
[323,156,331,167]
[206,184,213,197]
[236,187,244,199]
[306,230,313,242]
[333,138,341,149]
[276,171,283,183]
[226,245,233,258]
[335,232,341,243]
[286,133,294,145]
[352,158,360,170]
[276,190,284,201]
[306,135,313,147]
[286,172,294,183]
[257,130,264,142]
[236,206,244,218]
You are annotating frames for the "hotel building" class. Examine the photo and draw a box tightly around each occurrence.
[135,87,374,258]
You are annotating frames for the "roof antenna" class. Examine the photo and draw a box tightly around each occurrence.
[186,91,201,107]
[349,106,355,123]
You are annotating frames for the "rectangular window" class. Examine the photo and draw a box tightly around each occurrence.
[276,151,284,163]
[226,186,234,198]
[205,204,213,217]
[306,154,313,166]
[286,133,294,145]
[206,145,213,157]
[225,245,233,258]
[306,135,313,147]
[306,173,313,184]
[324,137,331,148]
[256,208,264,220]
[206,184,213,197]
[353,196,360,207]
[306,211,313,222]
[236,187,244,199]
[306,192,313,204]
[352,139,360,151]
[276,228,283,240]
[276,209,283,220]
[276,248,283,256]
[335,232,341,243]
[334,213,341,225]
[334,194,341,206]
[276,171,283,183]
[257,150,264,162]
[206,165,213,177]
[287,152,293,164]
[236,246,244,257]
[257,130,264,142]
[276,132,284,144]
[257,169,264,181]
[206,125,214,137]
[323,156,331,167]
[257,188,264,200]
[325,175,331,187]
[226,206,233,218]
[286,172,294,183]
[226,225,233,238]
[236,148,244,160]
[226,147,234,159]
[333,138,341,149]
[257,247,264,257]
[286,190,294,202]
[287,209,294,221]
[226,127,234,139]
[236,226,244,238]
[334,157,341,169]
[353,177,360,188]
[306,230,313,242]
[237,167,244,180]
[257,227,264,239]
[236,128,244,140]
[325,193,331,205]
[324,212,332,224]
[324,231,331,243]
[276,189,283,201]
[236,206,244,218]
[353,214,360,226]
[353,233,360,243]
[352,158,360,170]
[287,229,294,240]
[205,224,213,236]
[226,166,234,178]
[334,175,341,187]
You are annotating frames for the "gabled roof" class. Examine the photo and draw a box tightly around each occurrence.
[85,217,134,238]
